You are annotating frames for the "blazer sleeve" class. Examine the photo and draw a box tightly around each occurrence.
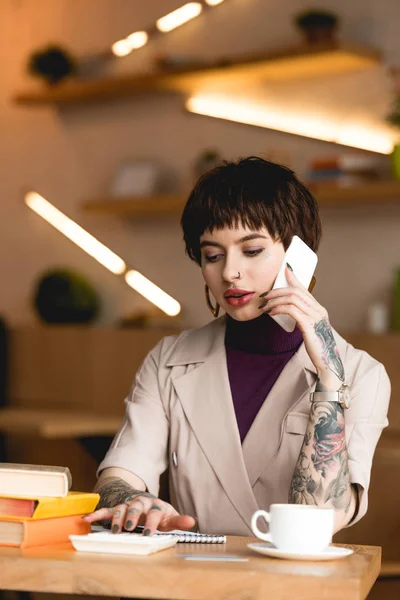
[346,362,391,526]
[97,340,170,497]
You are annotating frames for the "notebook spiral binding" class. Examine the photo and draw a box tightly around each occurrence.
[134,525,226,543]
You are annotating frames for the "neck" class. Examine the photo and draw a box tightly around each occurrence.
[225,312,303,355]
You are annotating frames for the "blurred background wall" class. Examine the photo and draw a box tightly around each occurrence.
[0,0,399,332]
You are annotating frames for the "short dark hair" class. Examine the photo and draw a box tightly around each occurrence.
[181,156,322,265]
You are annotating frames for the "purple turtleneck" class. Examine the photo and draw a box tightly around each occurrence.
[225,313,303,443]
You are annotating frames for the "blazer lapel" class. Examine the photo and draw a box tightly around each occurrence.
[242,344,317,487]
[172,342,259,531]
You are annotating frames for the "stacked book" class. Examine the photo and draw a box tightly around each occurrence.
[306,154,386,191]
[0,463,98,548]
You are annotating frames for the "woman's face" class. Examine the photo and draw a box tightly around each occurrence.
[200,225,286,321]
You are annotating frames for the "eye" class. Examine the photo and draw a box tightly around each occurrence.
[244,248,263,257]
[204,254,222,263]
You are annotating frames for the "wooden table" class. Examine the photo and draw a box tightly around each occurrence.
[0,537,381,600]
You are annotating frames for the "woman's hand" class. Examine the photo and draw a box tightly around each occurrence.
[83,492,196,536]
[259,264,345,390]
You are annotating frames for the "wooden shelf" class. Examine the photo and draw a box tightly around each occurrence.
[315,180,400,206]
[0,408,121,439]
[82,181,400,218]
[13,42,380,107]
[82,193,187,217]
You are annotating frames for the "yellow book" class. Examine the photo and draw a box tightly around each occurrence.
[0,491,99,520]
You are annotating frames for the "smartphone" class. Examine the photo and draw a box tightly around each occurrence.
[270,235,318,332]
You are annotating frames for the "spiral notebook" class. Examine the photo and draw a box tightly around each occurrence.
[92,524,226,544]
[152,529,226,543]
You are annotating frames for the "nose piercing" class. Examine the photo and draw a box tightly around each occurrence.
[236,272,241,279]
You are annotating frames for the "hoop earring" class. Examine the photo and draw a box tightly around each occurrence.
[205,285,220,318]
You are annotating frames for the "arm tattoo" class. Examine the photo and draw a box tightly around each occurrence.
[314,318,345,382]
[94,476,156,510]
[289,401,352,514]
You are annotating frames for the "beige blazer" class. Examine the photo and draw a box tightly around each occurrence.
[98,317,391,536]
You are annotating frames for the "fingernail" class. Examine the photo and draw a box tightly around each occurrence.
[112,524,119,534]
[287,262,293,271]
[126,520,133,530]
[143,528,151,536]
[81,515,88,519]
[258,302,267,309]
[259,291,269,298]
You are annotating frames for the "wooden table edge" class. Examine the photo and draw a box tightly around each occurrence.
[0,539,382,600]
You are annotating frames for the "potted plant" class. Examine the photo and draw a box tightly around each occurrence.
[28,45,76,85]
[33,268,100,324]
[294,9,339,44]
[193,149,222,181]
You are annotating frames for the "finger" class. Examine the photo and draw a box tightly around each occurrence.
[285,266,319,297]
[259,272,316,300]
[285,263,305,289]
[262,285,323,312]
[110,503,128,534]
[82,507,115,523]
[266,303,308,328]
[159,514,197,532]
[141,502,168,536]
[260,293,320,319]
[124,497,149,531]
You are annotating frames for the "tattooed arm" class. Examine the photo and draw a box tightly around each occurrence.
[83,467,196,535]
[261,267,367,530]
[289,391,357,532]
[289,318,356,531]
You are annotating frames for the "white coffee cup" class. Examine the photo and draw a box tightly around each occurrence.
[251,504,334,553]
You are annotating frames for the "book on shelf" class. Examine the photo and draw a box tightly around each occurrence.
[306,152,387,191]
[0,491,99,519]
[0,463,72,498]
[0,514,90,548]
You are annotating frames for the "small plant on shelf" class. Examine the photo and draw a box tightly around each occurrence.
[294,9,339,44]
[27,45,76,85]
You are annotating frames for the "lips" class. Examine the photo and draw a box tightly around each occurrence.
[224,288,253,299]
[224,288,256,307]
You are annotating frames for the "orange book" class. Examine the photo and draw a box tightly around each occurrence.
[0,514,91,548]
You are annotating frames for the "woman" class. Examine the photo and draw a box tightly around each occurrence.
[84,157,390,536]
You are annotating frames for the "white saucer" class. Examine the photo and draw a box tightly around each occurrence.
[247,542,354,561]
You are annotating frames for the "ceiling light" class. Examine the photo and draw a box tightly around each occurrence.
[205,0,225,5]
[111,39,133,57]
[126,31,149,49]
[156,2,203,33]
[125,270,181,316]
[25,192,126,275]
[186,95,395,155]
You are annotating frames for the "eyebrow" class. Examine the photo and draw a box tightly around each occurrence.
[200,234,269,249]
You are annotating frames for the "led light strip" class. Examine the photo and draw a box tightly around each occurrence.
[25,192,181,316]
[125,270,181,316]
[186,95,395,155]
[112,0,226,57]
[156,2,203,33]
